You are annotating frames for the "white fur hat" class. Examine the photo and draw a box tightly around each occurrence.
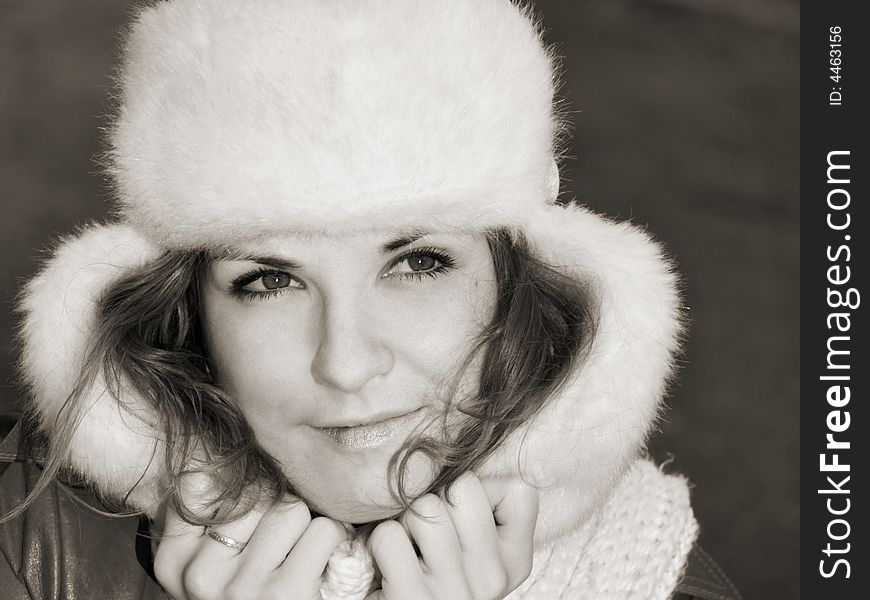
[110,0,561,247]
[19,0,683,543]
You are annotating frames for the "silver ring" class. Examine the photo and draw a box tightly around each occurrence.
[204,526,248,552]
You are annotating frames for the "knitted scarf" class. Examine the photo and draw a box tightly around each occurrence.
[321,459,698,600]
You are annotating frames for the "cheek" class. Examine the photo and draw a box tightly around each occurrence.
[385,272,496,383]
[200,294,315,421]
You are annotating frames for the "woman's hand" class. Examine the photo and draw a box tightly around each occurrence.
[366,474,539,600]
[153,480,349,600]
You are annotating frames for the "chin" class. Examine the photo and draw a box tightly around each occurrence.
[288,454,437,525]
[315,499,404,525]
[296,479,404,524]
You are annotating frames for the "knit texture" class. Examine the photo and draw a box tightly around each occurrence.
[319,459,697,599]
[510,459,698,599]
[321,539,375,600]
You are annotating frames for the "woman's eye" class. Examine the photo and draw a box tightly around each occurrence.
[386,248,454,279]
[231,269,304,299]
[400,255,438,272]
[251,272,296,291]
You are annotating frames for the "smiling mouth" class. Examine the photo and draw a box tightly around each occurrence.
[317,408,425,449]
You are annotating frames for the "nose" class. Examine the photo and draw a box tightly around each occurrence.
[310,295,395,393]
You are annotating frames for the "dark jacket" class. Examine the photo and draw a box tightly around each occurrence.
[0,415,165,599]
[0,416,739,600]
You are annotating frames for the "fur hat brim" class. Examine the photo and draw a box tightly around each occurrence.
[18,201,683,543]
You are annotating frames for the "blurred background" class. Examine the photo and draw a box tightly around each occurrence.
[1,0,798,597]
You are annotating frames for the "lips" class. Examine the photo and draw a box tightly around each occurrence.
[316,408,425,449]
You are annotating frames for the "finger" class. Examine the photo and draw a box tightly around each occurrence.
[153,506,209,600]
[181,508,267,600]
[156,471,225,548]
[398,495,473,600]
[159,502,205,542]
[443,472,500,554]
[234,497,310,576]
[154,506,221,600]
[400,494,464,577]
[480,478,539,589]
[443,473,506,597]
[197,506,265,559]
[171,474,267,599]
[177,471,225,519]
[276,517,350,583]
[480,478,539,545]
[367,520,424,594]
[153,474,266,600]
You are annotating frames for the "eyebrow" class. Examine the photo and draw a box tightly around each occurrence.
[212,228,432,267]
[212,248,302,270]
[379,228,431,254]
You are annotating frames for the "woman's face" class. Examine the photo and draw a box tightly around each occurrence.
[200,230,496,522]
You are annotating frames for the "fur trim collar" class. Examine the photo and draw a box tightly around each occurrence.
[18,201,683,544]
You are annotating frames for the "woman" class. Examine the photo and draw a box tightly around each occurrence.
[1,0,739,598]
